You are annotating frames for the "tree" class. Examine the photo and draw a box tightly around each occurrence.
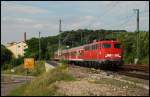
[1,44,14,68]
[23,29,148,65]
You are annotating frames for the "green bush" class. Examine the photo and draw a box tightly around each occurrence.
[138,56,149,64]
[8,67,75,96]
[2,61,46,76]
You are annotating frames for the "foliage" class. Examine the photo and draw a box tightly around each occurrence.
[8,66,75,96]
[2,61,46,76]
[59,59,69,71]
[118,32,149,64]
[23,29,149,64]
[1,45,15,70]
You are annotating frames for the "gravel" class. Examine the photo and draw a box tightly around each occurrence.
[55,80,149,96]
[58,65,150,96]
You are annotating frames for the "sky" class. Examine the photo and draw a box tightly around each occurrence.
[1,1,149,44]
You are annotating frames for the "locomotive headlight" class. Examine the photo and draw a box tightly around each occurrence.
[115,54,121,57]
[105,54,112,57]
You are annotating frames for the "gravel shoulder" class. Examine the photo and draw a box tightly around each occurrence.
[54,65,149,96]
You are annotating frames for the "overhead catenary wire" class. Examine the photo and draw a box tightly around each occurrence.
[112,14,135,30]
[87,1,148,32]
[87,1,120,29]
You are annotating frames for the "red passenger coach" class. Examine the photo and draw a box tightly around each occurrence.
[54,39,124,68]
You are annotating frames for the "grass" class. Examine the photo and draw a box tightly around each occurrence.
[8,66,76,96]
[2,60,45,76]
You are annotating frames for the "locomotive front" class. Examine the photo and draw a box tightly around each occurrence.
[100,40,124,68]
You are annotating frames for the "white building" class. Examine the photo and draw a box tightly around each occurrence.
[6,41,28,58]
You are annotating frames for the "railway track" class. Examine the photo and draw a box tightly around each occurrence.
[117,71,149,80]
[52,61,149,80]
[72,63,149,80]
[122,64,149,73]
[118,64,149,80]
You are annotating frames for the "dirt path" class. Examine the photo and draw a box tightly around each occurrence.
[1,74,34,96]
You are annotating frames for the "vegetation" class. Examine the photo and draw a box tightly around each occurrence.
[2,61,45,76]
[8,66,75,96]
[1,44,25,70]
[1,45,14,69]
[118,32,149,64]
[1,29,149,70]
[24,29,149,64]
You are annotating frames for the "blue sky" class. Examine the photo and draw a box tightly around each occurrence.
[1,1,149,44]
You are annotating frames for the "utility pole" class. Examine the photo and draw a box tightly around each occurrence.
[39,32,41,60]
[58,19,62,56]
[81,31,83,45]
[47,42,49,60]
[133,9,139,64]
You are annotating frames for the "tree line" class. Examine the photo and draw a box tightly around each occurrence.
[1,29,149,69]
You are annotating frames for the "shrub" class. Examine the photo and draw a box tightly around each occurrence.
[8,67,75,96]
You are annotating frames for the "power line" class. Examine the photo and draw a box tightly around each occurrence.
[88,1,148,31]
[87,1,120,29]
[99,1,120,18]
[112,14,135,29]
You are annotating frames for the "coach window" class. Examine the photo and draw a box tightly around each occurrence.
[95,44,97,49]
[86,46,88,50]
[96,44,98,49]
[99,44,101,49]
[114,43,121,48]
[102,43,111,48]
[84,47,87,50]
[89,46,92,50]
[85,46,88,51]
[94,45,96,50]
[91,45,93,50]
[87,46,89,50]
[95,45,97,49]
[92,45,94,50]
[93,45,95,50]
[88,46,90,50]
[90,46,92,50]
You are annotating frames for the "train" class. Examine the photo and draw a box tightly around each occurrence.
[54,39,124,68]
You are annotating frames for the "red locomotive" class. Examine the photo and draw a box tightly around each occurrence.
[54,39,124,68]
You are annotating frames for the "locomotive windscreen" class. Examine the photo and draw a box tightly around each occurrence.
[103,43,111,48]
[114,43,121,48]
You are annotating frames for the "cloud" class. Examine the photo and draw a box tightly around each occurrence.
[1,1,149,44]
[2,2,48,14]
[84,16,95,21]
